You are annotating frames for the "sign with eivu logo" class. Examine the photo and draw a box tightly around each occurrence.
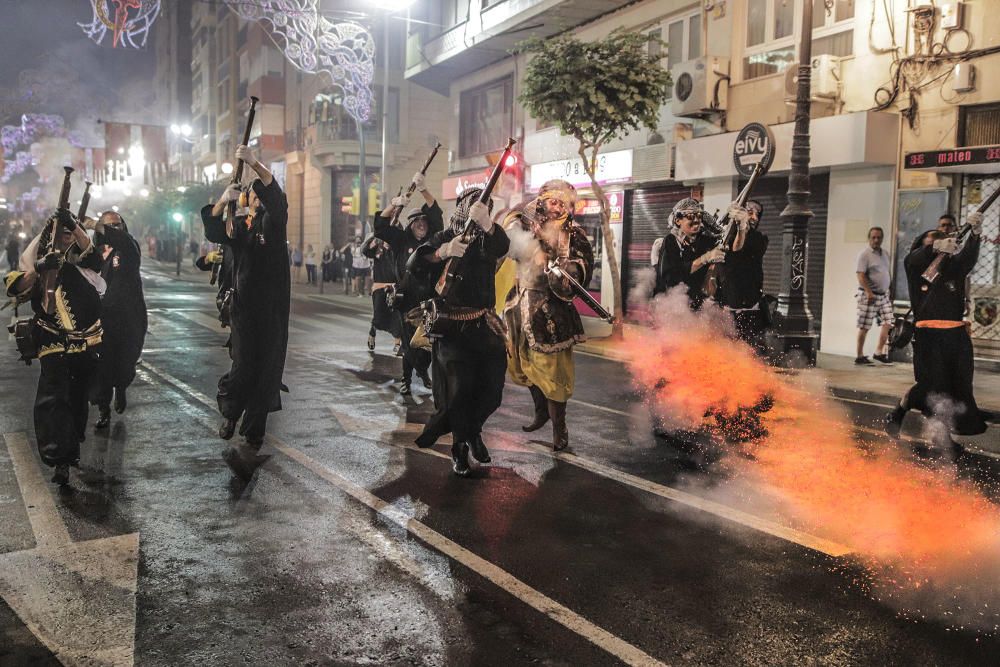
[732,122,775,179]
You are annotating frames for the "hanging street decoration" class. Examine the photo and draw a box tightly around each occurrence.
[223,1,375,123]
[79,0,161,49]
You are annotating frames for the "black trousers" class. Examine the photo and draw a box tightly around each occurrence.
[906,326,986,436]
[35,352,95,467]
[730,308,767,354]
[416,319,506,446]
[397,314,431,383]
[91,330,140,409]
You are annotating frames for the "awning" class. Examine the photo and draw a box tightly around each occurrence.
[904,145,1000,174]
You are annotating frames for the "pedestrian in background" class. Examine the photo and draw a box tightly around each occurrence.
[6,226,20,271]
[290,245,303,284]
[304,243,317,285]
[855,226,893,365]
[339,241,353,293]
[350,235,370,297]
[321,244,334,283]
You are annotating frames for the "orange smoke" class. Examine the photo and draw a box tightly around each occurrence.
[623,291,1000,629]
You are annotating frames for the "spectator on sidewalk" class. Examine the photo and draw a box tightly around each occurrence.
[855,226,893,365]
[321,244,334,283]
[339,241,353,294]
[291,245,303,284]
[348,236,370,297]
[304,244,317,285]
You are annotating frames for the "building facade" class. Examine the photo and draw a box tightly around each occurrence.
[405,0,1000,361]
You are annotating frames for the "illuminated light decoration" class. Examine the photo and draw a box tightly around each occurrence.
[2,114,69,158]
[223,1,375,122]
[79,0,161,49]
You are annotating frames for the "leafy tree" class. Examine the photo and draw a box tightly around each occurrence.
[518,29,671,334]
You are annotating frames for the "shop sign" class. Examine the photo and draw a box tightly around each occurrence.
[905,145,1000,169]
[575,191,624,223]
[441,171,490,200]
[528,149,633,191]
[732,122,775,179]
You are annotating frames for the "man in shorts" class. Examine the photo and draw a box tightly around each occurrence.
[855,226,893,365]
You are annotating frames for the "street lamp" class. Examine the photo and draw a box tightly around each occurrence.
[172,212,183,223]
[774,0,818,365]
[375,0,417,208]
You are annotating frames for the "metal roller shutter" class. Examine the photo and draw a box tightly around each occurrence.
[739,174,829,334]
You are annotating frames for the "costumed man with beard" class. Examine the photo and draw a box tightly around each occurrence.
[85,211,147,428]
[362,233,402,354]
[5,208,104,486]
[412,189,510,477]
[719,199,769,352]
[653,197,723,310]
[501,179,594,451]
[202,144,289,474]
[374,171,443,394]
[884,212,987,451]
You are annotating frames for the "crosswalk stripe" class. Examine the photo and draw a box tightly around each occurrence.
[2,433,71,550]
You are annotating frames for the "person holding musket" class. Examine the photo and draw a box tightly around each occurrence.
[884,211,987,449]
[719,198,769,351]
[85,210,147,428]
[653,197,725,310]
[201,144,290,464]
[362,233,402,354]
[501,179,594,451]
[374,171,443,394]
[5,206,104,486]
[412,188,510,477]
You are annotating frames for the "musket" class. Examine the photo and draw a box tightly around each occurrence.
[77,181,93,221]
[921,184,1000,284]
[435,138,515,299]
[226,96,260,226]
[389,142,442,228]
[703,161,766,300]
[41,166,75,314]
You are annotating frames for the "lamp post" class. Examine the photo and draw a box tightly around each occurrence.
[775,0,818,365]
[375,0,417,209]
[172,211,184,277]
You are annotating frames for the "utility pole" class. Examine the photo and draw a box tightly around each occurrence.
[380,12,391,210]
[358,118,367,239]
[775,0,818,365]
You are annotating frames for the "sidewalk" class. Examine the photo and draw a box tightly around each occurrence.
[576,318,1000,418]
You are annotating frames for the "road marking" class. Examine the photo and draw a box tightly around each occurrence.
[4,432,71,549]
[1,433,139,667]
[139,360,667,667]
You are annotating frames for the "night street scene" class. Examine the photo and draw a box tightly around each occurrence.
[3,1,1000,665]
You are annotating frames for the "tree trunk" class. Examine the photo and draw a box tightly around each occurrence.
[578,143,624,338]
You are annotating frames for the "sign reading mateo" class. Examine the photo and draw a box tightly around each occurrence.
[732,122,775,179]
[528,149,633,191]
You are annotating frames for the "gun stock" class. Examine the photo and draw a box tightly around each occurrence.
[921,183,1000,284]
[227,96,260,223]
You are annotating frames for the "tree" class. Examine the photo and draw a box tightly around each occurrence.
[517,30,671,335]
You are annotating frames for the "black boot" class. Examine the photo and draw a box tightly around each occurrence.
[417,370,432,389]
[883,404,906,439]
[51,464,70,486]
[114,387,127,414]
[95,405,111,429]
[451,441,471,477]
[522,385,550,433]
[219,417,237,440]
[548,399,568,451]
[468,434,491,464]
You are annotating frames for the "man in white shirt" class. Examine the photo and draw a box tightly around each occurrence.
[855,226,893,365]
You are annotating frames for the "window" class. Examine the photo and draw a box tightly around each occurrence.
[743,0,854,80]
[459,77,513,157]
[960,103,1000,147]
[441,0,467,30]
[218,80,230,114]
[648,12,701,101]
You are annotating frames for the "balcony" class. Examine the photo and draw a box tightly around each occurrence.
[307,121,383,170]
[405,0,638,95]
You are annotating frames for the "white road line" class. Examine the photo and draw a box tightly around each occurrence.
[3,432,71,550]
[169,309,230,333]
[139,360,666,667]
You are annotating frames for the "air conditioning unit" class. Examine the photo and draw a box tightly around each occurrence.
[784,54,842,101]
[671,57,729,117]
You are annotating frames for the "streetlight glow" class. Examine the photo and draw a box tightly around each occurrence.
[122,187,133,197]
[221,162,234,175]
[172,212,183,223]
[111,205,119,212]
[373,0,417,10]
[180,123,192,137]
[170,123,181,135]
[176,186,188,193]
[140,188,150,197]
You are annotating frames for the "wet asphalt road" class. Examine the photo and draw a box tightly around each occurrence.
[2,264,1000,666]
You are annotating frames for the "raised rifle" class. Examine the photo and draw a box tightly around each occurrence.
[435,138,515,299]
[226,96,260,228]
[77,180,93,221]
[921,184,1000,284]
[41,166,75,314]
[389,142,442,229]
[702,160,766,300]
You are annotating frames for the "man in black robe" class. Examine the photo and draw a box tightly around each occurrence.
[720,199,769,352]
[412,189,510,477]
[86,211,147,427]
[201,144,289,471]
[5,208,104,486]
[374,171,443,394]
[653,197,723,310]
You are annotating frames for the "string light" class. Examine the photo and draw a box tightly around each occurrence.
[223,1,375,123]
[79,0,162,49]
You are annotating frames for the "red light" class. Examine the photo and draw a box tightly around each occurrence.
[505,154,517,168]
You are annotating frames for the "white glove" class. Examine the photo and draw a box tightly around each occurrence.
[391,195,408,208]
[235,144,256,166]
[438,236,469,259]
[650,237,664,267]
[728,202,750,230]
[933,237,959,255]
[412,171,427,192]
[469,201,492,232]
[222,184,241,202]
[702,247,725,264]
[968,211,983,236]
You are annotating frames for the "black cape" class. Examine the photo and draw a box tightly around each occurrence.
[201,179,290,418]
[96,225,147,387]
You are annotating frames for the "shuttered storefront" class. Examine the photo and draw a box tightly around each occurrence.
[740,173,830,334]
[624,184,697,313]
